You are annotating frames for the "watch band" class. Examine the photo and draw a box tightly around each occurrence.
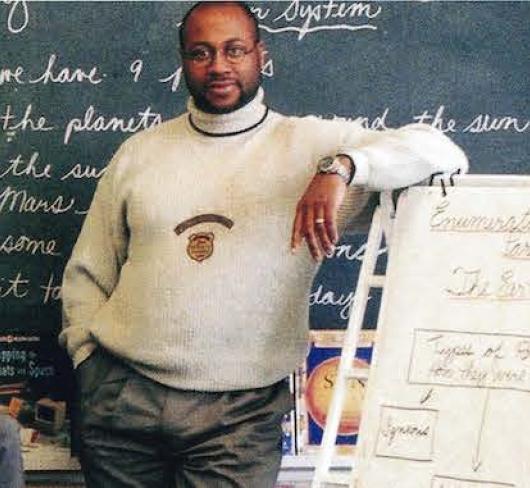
[336,153,355,185]
[317,155,353,185]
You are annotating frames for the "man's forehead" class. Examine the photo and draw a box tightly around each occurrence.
[184,3,255,42]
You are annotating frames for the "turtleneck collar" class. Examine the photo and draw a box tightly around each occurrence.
[187,87,269,137]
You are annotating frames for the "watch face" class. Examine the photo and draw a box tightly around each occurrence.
[318,156,335,172]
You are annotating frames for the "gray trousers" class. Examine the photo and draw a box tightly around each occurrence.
[77,348,292,488]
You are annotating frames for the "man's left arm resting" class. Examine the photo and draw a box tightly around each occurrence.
[291,123,469,259]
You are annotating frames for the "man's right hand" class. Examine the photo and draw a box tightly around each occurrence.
[291,173,347,261]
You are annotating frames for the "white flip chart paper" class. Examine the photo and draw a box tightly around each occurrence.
[356,184,530,488]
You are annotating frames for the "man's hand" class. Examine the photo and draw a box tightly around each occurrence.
[291,174,347,261]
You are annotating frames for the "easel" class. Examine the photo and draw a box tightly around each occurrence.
[311,191,396,488]
[311,174,530,487]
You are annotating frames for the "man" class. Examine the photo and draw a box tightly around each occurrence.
[60,2,468,487]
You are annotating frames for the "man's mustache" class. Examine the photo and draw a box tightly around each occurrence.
[207,75,239,84]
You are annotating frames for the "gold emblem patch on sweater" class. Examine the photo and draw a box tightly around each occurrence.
[187,232,214,262]
[175,214,234,263]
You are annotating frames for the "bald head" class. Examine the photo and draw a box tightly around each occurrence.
[179,1,260,49]
[179,1,265,113]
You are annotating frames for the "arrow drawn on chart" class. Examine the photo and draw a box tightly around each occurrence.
[420,388,434,405]
[472,388,491,472]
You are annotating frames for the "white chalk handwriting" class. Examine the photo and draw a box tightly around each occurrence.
[130,59,143,83]
[254,1,381,40]
[329,109,390,130]
[0,152,51,179]
[40,273,61,304]
[0,272,63,305]
[130,59,185,92]
[0,185,75,215]
[326,106,526,135]
[29,54,104,85]
[60,163,105,181]
[3,0,28,34]
[309,284,355,319]
[159,67,183,93]
[63,105,162,145]
[327,242,387,262]
[1,55,104,86]
[413,106,528,134]
[0,271,29,299]
[413,106,457,133]
[463,114,529,134]
[0,104,54,134]
[0,234,60,257]
[0,65,25,85]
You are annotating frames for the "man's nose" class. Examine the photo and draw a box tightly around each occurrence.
[208,50,231,73]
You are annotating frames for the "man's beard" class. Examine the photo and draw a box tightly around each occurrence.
[186,76,262,114]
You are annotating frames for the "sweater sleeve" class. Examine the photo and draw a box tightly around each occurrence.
[59,144,130,368]
[338,123,469,190]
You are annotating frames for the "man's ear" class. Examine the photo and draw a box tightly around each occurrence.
[257,41,267,69]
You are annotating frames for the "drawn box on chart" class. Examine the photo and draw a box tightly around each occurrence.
[431,475,515,488]
[375,405,437,461]
[408,329,530,392]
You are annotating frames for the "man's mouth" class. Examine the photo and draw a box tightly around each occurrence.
[207,80,238,95]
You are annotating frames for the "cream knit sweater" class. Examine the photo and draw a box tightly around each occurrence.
[60,89,468,391]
